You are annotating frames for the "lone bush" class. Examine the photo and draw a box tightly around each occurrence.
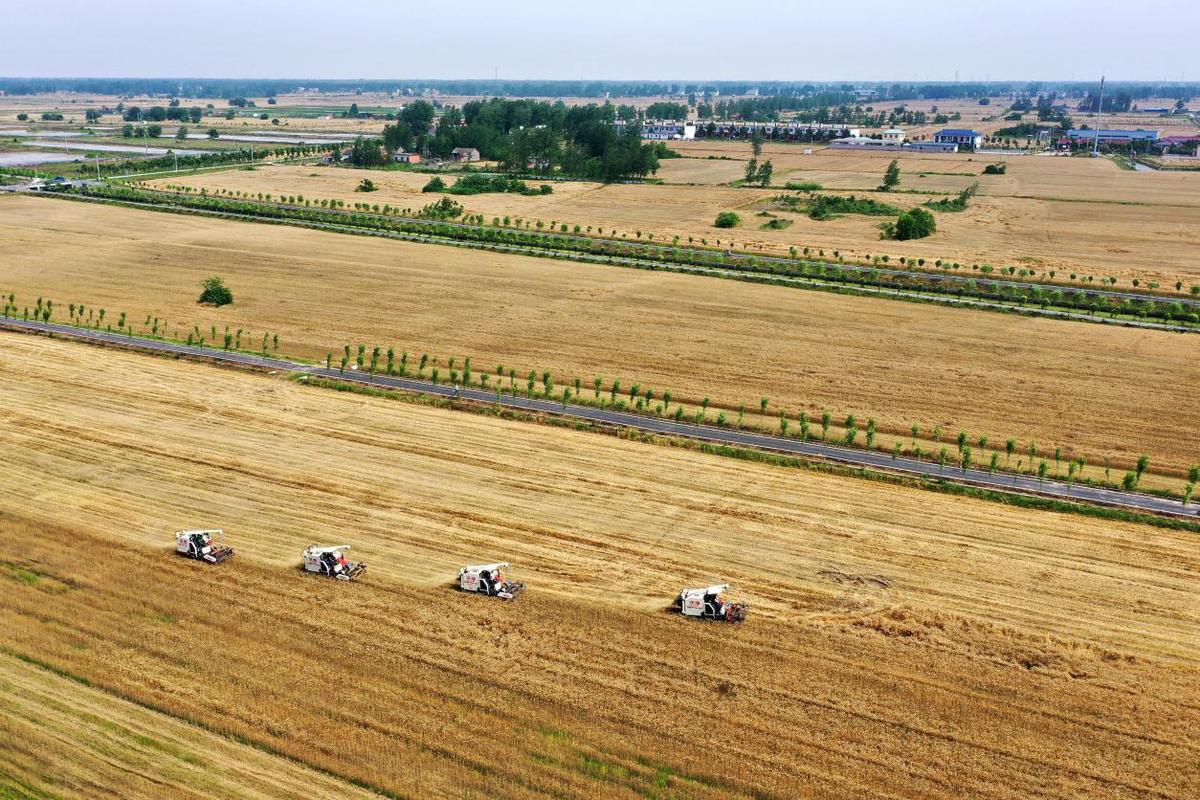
[198,276,233,306]
[890,208,937,241]
[714,211,741,228]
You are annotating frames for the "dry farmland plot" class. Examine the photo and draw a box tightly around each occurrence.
[2,196,1197,479]
[143,151,1200,284]
[1,335,1199,798]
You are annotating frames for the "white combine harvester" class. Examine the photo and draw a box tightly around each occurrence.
[302,545,366,581]
[175,529,234,564]
[676,583,748,623]
[458,562,524,600]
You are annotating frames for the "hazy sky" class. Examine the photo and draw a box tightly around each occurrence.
[2,0,1196,82]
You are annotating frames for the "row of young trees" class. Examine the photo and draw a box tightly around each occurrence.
[320,339,1196,500]
[5,289,1192,501]
[78,184,1200,327]
[2,293,283,359]
[76,143,330,177]
[106,180,1200,313]
[6,294,177,345]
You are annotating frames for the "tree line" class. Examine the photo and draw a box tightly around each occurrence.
[5,289,1193,502]
[371,98,662,181]
[77,184,1200,327]
[320,338,1196,501]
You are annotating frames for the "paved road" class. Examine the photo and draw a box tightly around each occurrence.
[5,317,1195,521]
[41,192,1199,335]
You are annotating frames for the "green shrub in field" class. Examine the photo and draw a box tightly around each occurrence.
[806,194,900,220]
[884,208,938,240]
[714,211,741,228]
[198,276,233,306]
[926,182,977,212]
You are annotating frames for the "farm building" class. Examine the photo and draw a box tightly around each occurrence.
[642,122,697,140]
[1152,135,1200,153]
[906,141,959,152]
[830,136,904,151]
[934,129,984,149]
[450,147,480,162]
[685,121,860,140]
[830,137,957,153]
[393,152,421,163]
[882,128,905,143]
[1065,128,1161,144]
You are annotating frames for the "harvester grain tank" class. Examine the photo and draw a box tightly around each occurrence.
[676,583,747,623]
[302,545,366,581]
[175,529,234,564]
[458,562,524,600]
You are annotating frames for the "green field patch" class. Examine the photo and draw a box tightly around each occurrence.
[0,562,74,594]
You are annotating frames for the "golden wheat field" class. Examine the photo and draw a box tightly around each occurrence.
[0,651,383,799]
[1,195,1196,482]
[1,333,1199,798]
[141,151,1200,285]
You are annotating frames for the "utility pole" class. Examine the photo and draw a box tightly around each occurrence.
[1093,74,1105,157]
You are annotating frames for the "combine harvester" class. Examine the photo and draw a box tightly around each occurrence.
[175,529,234,564]
[676,583,748,623]
[458,562,524,600]
[302,545,366,581]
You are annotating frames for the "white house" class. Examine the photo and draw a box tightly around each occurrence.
[882,128,905,144]
[642,121,696,140]
[830,136,903,151]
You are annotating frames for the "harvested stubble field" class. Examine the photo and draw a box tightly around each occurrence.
[1,196,1196,482]
[1,333,1199,798]
[144,148,1200,285]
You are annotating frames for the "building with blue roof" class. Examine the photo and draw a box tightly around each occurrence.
[933,129,984,149]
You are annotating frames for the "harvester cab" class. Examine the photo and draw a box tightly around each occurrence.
[175,529,234,564]
[303,545,366,581]
[459,562,524,600]
[677,583,748,623]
